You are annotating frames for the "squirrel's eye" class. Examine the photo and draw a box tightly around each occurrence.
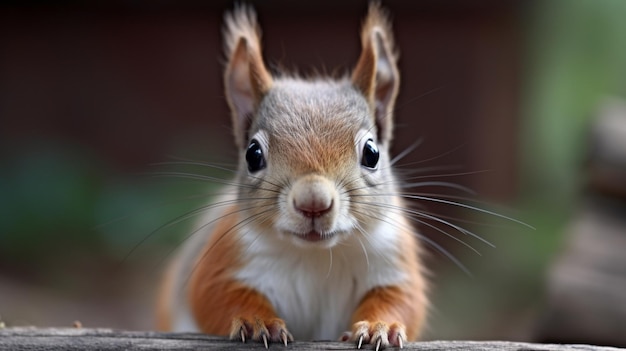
[246,139,266,172]
[361,139,379,169]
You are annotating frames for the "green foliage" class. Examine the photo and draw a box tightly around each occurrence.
[428,0,626,340]
[522,0,626,206]
[0,140,223,265]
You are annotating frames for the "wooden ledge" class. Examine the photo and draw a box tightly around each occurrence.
[0,327,623,350]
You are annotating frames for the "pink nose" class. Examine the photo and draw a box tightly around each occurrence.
[290,175,335,218]
[294,198,333,218]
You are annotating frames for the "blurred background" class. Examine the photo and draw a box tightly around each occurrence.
[1,0,626,346]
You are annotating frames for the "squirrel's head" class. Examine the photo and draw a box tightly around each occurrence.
[223,4,401,249]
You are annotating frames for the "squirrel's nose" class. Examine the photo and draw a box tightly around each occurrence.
[294,198,333,218]
[291,175,335,218]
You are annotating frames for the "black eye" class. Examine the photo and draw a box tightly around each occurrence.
[361,139,379,169]
[246,139,266,172]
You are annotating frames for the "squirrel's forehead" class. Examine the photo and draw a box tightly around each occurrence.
[268,126,359,175]
[257,81,372,128]
[252,83,374,172]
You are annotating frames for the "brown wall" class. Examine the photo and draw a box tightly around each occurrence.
[0,0,526,332]
[0,0,523,196]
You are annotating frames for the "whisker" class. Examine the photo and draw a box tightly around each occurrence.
[124,196,279,262]
[391,165,463,176]
[401,170,491,181]
[402,205,510,229]
[400,195,534,229]
[183,207,277,286]
[342,179,476,197]
[150,160,285,191]
[94,190,236,230]
[326,248,333,279]
[419,230,473,277]
[240,212,276,257]
[152,160,237,172]
[394,143,466,168]
[368,207,482,255]
[399,181,477,195]
[351,191,520,229]
[352,207,472,276]
[390,138,423,166]
[352,200,495,248]
[145,171,281,194]
[399,192,511,210]
[349,191,531,229]
[163,154,238,168]
[153,204,278,271]
[352,225,370,270]
[355,86,445,147]
[396,206,495,247]
[392,86,446,115]
[352,219,395,268]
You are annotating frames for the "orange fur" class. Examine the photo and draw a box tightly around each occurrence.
[350,221,427,340]
[271,122,356,177]
[187,206,279,335]
[155,260,175,331]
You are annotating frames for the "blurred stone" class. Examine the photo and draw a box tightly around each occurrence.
[536,98,626,347]
[588,98,626,198]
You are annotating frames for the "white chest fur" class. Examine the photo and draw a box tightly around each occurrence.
[234,220,407,340]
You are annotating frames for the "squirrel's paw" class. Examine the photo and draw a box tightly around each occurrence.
[229,316,293,348]
[340,321,407,350]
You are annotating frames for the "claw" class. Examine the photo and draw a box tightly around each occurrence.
[281,330,288,346]
[357,335,364,349]
[375,337,382,351]
[240,328,246,343]
[262,333,268,349]
[398,334,403,349]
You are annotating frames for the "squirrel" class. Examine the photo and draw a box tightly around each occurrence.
[156,3,427,349]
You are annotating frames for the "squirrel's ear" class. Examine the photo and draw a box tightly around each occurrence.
[352,3,399,144]
[223,6,272,149]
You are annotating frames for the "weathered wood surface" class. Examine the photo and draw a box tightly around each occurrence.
[0,328,623,351]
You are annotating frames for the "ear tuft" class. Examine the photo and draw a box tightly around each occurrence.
[359,3,397,62]
[223,5,262,65]
[352,2,400,144]
[223,5,273,149]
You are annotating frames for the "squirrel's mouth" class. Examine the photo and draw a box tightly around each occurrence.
[297,231,332,242]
